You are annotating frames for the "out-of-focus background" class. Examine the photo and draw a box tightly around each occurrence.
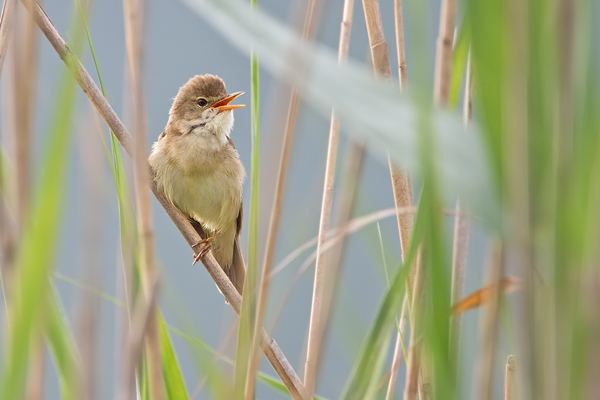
[1,0,599,399]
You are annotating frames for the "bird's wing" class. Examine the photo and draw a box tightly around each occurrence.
[228,201,246,295]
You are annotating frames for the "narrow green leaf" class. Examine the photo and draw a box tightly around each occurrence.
[449,17,471,108]
[158,313,190,400]
[233,20,261,399]
[340,234,419,399]
[46,290,81,400]
[0,49,79,399]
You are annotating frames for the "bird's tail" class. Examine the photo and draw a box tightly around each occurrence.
[227,237,246,296]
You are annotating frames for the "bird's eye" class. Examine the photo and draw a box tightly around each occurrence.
[197,98,208,107]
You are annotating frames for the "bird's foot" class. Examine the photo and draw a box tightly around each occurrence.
[192,230,219,265]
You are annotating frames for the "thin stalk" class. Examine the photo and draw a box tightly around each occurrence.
[303,0,353,394]
[117,275,160,400]
[23,2,308,397]
[433,0,457,104]
[364,0,416,304]
[363,0,421,397]
[316,138,363,378]
[250,0,322,397]
[503,355,516,400]
[505,0,532,395]
[122,0,162,398]
[403,249,426,400]
[393,0,407,87]
[238,0,260,393]
[0,0,17,78]
[76,114,105,400]
[13,0,38,226]
[449,49,471,367]
[240,47,261,400]
[13,1,42,397]
[385,294,408,400]
[475,241,504,400]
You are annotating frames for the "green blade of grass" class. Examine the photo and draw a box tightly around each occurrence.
[233,19,261,398]
[449,16,471,108]
[340,223,421,399]
[0,45,79,399]
[158,313,190,400]
[45,289,81,400]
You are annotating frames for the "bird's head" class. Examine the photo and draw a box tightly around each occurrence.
[167,74,244,137]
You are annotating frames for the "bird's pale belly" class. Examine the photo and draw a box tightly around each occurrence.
[159,163,241,232]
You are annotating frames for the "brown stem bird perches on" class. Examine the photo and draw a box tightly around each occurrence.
[149,74,246,295]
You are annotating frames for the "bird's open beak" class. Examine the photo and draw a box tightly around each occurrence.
[212,91,245,114]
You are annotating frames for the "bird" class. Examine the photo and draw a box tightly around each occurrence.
[149,74,246,295]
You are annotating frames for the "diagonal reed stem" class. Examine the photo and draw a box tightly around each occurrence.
[22,2,309,398]
[0,0,17,79]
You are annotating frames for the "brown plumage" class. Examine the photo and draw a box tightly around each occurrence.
[149,74,246,294]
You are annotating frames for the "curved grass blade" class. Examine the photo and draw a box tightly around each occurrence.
[339,218,422,399]
[46,289,81,400]
[0,45,79,399]
[180,0,500,230]
[158,313,190,400]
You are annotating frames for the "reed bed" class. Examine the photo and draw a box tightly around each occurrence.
[0,0,598,399]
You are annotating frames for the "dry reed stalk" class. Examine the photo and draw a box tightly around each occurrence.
[385,1,414,396]
[248,0,323,395]
[504,355,516,400]
[23,2,309,398]
[13,0,37,226]
[0,0,17,78]
[463,50,473,123]
[118,274,159,400]
[76,110,105,400]
[393,0,407,86]
[433,0,457,104]
[403,249,427,400]
[325,140,363,278]
[315,139,363,370]
[302,0,354,395]
[449,50,472,364]
[475,241,504,400]
[122,0,163,398]
[362,0,428,397]
[505,0,532,395]
[268,206,421,334]
[363,0,416,306]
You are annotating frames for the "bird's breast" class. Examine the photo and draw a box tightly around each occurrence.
[149,134,244,231]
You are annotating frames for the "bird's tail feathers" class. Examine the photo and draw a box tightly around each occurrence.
[227,237,246,296]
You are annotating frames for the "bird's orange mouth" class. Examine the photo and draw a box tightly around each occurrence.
[212,91,245,114]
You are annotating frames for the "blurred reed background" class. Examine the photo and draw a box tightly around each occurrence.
[0,0,599,399]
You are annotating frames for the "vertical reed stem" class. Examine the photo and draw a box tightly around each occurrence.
[303,0,354,395]
[250,0,322,397]
[449,49,472,365]
[123,0,162,398]
[504,355,516,400]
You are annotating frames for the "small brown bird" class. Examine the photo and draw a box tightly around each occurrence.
[149,74,246,294]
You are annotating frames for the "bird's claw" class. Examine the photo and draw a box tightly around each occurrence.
[191,230,218,266]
